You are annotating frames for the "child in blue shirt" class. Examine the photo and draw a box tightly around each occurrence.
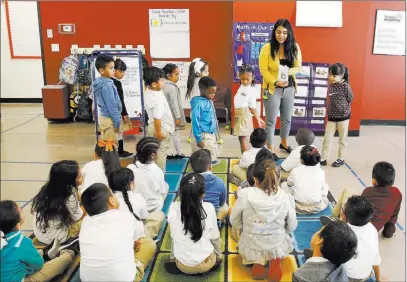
[0,200,79,282]
[93,54,122,145]
[190,77,220,166]
[190,149,228,222]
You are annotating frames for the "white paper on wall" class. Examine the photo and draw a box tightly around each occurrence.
[294,98,306,104]
[373,10,405,56]
[152,60,191,109]
[149,9,190,58]
[296,85,309,97]
[254,84,262,99]
[312,99,325,105]
[314,87,328,98]
[311,119,325,124]
[256,102,261,117]
[296,1,343,27]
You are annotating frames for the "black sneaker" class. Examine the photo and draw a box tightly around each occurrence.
[228,173,242,187]
[320,216,335,226]
[332,159,344,167]
[174,154,185,159]
[320,160,327,166]
[164,261,182,275]
[167,154,177,160]
[63,239,80,257]
[119,151,134,159]
[57,237,79,254]
[279,144,293,154]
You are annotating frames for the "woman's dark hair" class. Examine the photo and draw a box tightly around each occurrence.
[320,220,358,266]
[246,163,255,187]
[300,145,321,166]
[95,141,121,178]
[255,147,276,163]
[329,63,349,83]
[163,63,179,80]
[238,64,255,86]
[186,59,208,99]
[31,160,80,232]
[0,200,20,234]
[108,168,140,221]
[253,159,280,195]
[179,173,207,242]
[114,59,127,71]
[269,19,298,66]
[135,137,160,164]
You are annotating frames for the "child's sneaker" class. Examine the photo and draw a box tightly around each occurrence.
[45,238,61,260]
[119,151,134,159]
[62,239,80,257]
[228,173,242,187]
[164,260,182,275]
[320,160,327,166]
[57,237,79,253]
[212,160,221,166]
[332,159,344,167]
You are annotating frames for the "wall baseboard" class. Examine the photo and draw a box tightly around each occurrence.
[274,129,360,137]
[361,119,406,126]
[1,98,42,103]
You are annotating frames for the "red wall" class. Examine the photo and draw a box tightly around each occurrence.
[362,1,406,121]
[39,1,232,91]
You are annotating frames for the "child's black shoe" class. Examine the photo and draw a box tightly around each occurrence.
[320,160,327,166]
[332,159,344,167]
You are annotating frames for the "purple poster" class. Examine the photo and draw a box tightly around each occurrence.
[233,22,275,83]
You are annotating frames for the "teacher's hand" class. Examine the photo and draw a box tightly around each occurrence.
[276,81,288,88]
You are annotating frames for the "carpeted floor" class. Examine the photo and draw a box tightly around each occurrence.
[28,157,335,282]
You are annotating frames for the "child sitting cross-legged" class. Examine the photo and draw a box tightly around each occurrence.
[190,149,228,222]
[294,220,358,282]
[80,183,157,282]
[1,200,79,282]
[230,128,267,185]
[108,168,165,239]
[281,128,316,172]
[165,173,223,275]
[281,146,329,214]
[230,159,297,281]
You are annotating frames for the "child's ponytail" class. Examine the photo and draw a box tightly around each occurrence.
[253,159,280,195]
[95,140,121,178]
[300,145,321,166]
[342,65,349,83]
[186,58,208,100]
[108,168,141,221]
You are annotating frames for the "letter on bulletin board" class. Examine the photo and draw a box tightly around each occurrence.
[149,9,190,58]
[152,60,191,109]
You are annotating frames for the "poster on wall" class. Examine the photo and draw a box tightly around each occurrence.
[152,60,191,109]
[93,56,143,118]
[373,10,405,56]
[149,9,190,58]
[233,22,275,83]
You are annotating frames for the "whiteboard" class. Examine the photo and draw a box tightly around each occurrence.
[296,1,342,28]
[6,1,41,57]
[373,10,405,56]
[152,60,191,109]
[93,56,143,118]
[149,9,190,58]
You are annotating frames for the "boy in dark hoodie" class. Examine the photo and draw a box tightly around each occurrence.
[190,149,228,222]
[93,54,122,146]
[293,220,357,282]
[0,200,79,282]
[190,76,220,165]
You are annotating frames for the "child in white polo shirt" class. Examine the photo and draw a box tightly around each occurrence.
[143,66,175,173]
[80,183,156,282]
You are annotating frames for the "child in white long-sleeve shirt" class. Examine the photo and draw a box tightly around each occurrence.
[281,128,316,172]
[128,137,169,213]
[281,146,329,214]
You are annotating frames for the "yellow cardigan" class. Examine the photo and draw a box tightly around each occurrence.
[259,42,302,95]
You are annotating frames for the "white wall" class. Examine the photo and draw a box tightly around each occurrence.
[1,2,43,99]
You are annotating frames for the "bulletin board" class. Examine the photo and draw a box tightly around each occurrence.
[4,1,41,59]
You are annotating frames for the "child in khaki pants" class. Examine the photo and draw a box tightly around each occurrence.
[143,67,175,173]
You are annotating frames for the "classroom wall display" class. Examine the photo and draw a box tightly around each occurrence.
[149,9,190,58]
[296,1,343,28]
[233,22,275,83]
[152,60,191,109]
[373,10,405,56]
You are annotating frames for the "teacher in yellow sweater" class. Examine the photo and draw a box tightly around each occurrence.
[259,19,302,159]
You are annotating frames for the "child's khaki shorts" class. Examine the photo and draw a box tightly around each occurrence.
[233,108,253,137]
[98,116,128,145]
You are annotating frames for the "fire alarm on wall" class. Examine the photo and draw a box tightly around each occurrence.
[58,24,75,34]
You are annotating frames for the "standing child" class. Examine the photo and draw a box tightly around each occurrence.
[93,55,122,145]
[80,184,156,282]
[31,160,84,245]
[190,77,220,165]
[1,200,79,282]
[81,140,121,194]
[321,63,353,167]
[281,146,329,214]
[185,58,209,103]
[112,59,133,158]
[143,66,175,173]
[127,137,169,213]
[109,168,165,239]
[163,63,186,158]
[234,64,266,153]
[165,173,222,275]
[230,159,297,281]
